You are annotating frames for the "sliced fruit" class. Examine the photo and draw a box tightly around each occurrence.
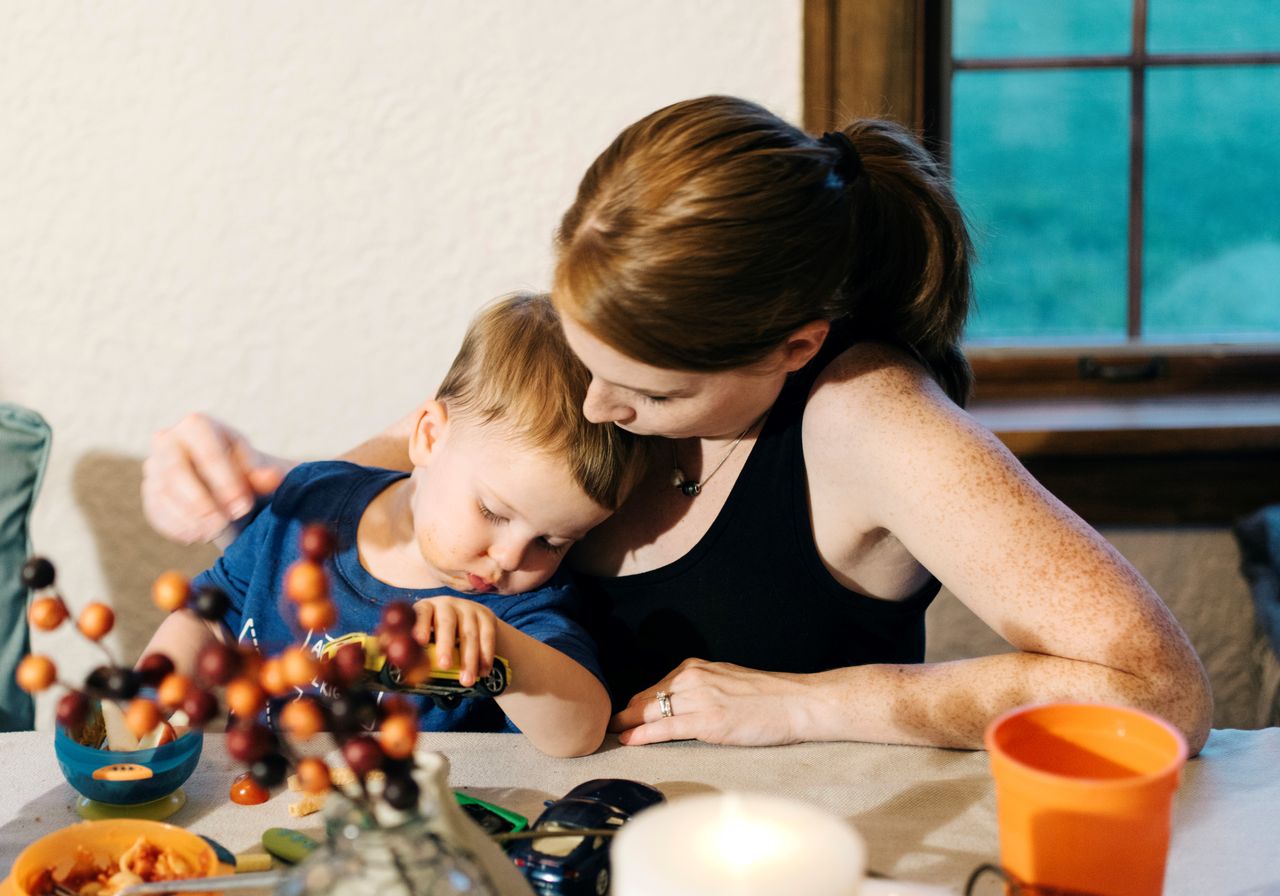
[100,699,140,751]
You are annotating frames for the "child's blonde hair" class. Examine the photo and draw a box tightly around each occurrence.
[437,292,646,511]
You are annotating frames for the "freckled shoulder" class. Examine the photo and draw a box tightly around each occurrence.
[800,343,980,491]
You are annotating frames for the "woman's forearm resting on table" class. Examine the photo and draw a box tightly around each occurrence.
[493,623,611,758]
[797,648,1212,754]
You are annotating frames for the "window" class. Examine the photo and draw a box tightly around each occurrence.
[804,0,1280,523]
[945,0,1280,345]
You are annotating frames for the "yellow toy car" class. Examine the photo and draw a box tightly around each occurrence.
[320,632,511,704]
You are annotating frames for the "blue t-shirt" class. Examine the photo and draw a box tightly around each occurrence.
[192,460,604,733]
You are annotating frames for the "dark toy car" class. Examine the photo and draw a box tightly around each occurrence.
[506,778,665,896]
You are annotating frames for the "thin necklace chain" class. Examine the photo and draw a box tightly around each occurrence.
[670,414,766,497]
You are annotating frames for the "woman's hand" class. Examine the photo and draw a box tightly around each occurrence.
[412,597,498,689]
[609,658,813,746]
[142,413,292,545]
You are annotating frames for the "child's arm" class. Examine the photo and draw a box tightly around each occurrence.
[415,597,610,758]
[139,609,235,679]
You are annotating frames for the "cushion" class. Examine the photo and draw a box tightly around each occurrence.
[0,403,51,731]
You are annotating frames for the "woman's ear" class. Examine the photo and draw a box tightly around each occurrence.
[776,319,831,373]
[408,400,450,467]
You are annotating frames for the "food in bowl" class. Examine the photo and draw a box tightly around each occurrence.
[28,836,197,896]
[7,820,218,896]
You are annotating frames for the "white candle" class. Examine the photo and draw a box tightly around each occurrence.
[612,792,866,896]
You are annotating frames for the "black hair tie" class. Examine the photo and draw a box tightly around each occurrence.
[819,130,864,185]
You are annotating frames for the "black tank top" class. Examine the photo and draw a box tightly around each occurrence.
[577,327,940,707]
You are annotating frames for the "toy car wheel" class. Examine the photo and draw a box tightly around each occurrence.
[594,867,609,895]
[481,662,507,695]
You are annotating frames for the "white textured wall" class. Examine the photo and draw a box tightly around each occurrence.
[1,1,802,727]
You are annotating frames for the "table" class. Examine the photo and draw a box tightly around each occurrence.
[2,729,1278,893]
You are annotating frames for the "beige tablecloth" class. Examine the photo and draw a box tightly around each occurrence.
[2,729,1277,894]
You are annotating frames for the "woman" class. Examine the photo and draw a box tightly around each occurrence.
[143,96,1212,752]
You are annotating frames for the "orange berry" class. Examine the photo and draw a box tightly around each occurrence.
[28,595,69,631]
[280,697,325,741]
[259,657,291,697]
[295,757,332,795]
[280,647,319,689]
[125,698,162,740]
[379,712,418,760]
[77,602,115,641]
[284,560,328,604]
[157,673,194,709]
[151,571,191,612]
[16,654,56,693]
[224,677,267,718]
[295,599,337,632]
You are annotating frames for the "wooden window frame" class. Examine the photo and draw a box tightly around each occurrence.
[803,0,1280,524]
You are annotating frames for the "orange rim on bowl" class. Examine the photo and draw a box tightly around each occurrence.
[3,819,219,896]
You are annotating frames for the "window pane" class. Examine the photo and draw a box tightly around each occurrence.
[952,0,1131,59]
[1149,0,1280,53]
[1145,66,1280,339]
[954,70,1130,343]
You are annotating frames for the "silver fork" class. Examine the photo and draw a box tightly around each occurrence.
[115,871,283,895]
[48,871,283,896]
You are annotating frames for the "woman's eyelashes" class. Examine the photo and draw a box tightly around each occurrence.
[640,393,670,404]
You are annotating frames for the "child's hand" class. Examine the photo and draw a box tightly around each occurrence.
[411,597,497,688]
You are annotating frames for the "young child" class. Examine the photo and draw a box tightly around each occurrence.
[142,293,645,757]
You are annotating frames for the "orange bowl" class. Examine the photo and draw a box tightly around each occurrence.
[3,819,219,896]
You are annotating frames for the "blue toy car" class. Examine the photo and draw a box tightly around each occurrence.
[506,778,665,896]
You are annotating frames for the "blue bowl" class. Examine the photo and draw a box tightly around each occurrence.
[54,725,203,806]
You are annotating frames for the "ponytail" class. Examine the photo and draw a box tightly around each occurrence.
[839,119,973,405]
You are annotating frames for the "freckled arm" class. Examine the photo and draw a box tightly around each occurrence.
[795,355,1212,754]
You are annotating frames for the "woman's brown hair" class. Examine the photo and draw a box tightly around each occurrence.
[553,95,973,405]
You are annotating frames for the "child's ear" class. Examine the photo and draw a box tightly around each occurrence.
[776,319,831,373]
[408,400,450,467]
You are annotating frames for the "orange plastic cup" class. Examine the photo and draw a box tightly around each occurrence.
[985,702,1187,896]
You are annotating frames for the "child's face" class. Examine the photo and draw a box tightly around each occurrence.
[408,414,611,595]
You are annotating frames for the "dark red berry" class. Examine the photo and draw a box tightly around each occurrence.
[20,556,55,590]
[226,723,276,763]
[299,523,337,562]
[383,633,423,671]
[136,652,176,687]
[382,775,419,811]
[190,585,230,621]
[331,642,368,687]
[196,642,241,686]
[56,691,91,729]
[378,601,415,635]
[341,735,384,777]
[249,752,288,788]
[378,694,415,721]
[182,688,219,726]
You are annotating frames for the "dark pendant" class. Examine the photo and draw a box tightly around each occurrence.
[680,480,702,497]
